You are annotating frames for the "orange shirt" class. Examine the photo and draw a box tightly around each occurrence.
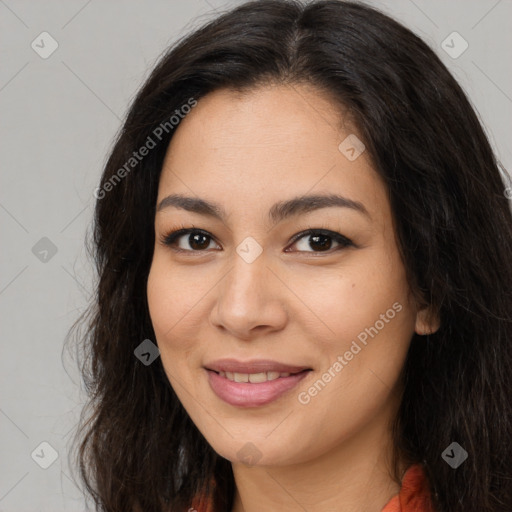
[192,463,433,512]
[381,464,434,512]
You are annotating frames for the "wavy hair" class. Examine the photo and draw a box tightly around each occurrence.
[68,1,512,511]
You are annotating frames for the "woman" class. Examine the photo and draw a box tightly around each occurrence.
[70,1,512,511]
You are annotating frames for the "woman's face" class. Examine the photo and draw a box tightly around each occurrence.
[147,84,434,467]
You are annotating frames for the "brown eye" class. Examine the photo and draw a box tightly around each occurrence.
[161,229,220,252]
[287,229,353,253]
[185,232,211,250]
[160,227,353,255]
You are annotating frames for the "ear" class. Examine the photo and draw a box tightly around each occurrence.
[414,305,440,336]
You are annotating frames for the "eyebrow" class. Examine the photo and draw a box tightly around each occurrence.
[156,193,371,224]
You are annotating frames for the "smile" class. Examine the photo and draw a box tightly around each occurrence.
[205,368,311,407]
[218,370,298,382]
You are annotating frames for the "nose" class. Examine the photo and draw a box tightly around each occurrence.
[209,249,288,340]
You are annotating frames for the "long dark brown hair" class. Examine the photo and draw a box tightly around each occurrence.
[67,1,512,510]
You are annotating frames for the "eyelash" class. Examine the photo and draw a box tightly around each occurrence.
[158,223,354,255]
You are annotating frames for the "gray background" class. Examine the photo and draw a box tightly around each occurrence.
[1,0,510,510]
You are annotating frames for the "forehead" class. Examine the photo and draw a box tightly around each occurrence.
[166,84,348,159]
[157,84,388,224]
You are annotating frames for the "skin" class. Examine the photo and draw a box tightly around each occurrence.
[146,83,439,512]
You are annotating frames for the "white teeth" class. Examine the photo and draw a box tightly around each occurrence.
[218,370,297,382]
[248,372,267,383]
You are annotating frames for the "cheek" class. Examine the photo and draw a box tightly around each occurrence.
[146,257,199,356]
[292,247,412,346]
[292,266,413,445]
[294,249,416,410]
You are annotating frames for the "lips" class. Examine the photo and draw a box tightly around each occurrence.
[203,359,312,407]
[204,358,311,375]
[205,368,311,407]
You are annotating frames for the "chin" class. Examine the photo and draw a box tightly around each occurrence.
[204,432,309,468]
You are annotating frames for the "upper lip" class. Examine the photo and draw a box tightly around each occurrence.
[204,358,311,374]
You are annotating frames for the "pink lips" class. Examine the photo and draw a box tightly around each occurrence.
[204,359,311,407]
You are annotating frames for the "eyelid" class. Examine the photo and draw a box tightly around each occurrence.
[286,227,353,250]
[159,224,354,254]
[158,225,221,252]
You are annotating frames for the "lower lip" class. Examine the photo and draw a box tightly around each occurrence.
[205,369,310,407]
